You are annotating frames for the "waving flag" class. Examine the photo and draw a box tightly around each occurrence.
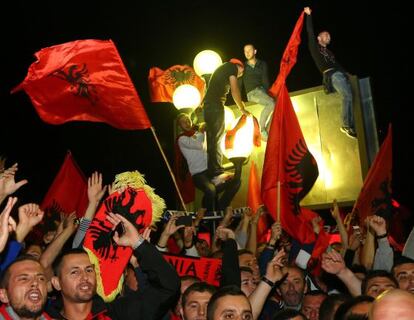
[261,12,319,244]
[12,39,151,130]
[41,151,88,219]
[148,65,205,103]
[351,125,392,226]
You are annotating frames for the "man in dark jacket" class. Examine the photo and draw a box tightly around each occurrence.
[203,59,250,180]
[304,7,356,139]
[48,213,180,320]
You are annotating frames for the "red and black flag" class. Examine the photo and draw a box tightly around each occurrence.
[83,171,166,302]
[351,125,392,227]
[40,151,88,219]
[12,39,151,130]
[148,65,205,103]
[261,12,320,244]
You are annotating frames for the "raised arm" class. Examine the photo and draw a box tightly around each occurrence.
[331,199,349,253]
[230,75,250,116]
[368,215,393,272]
[72,171,107,248]
[321,250,362,296]
[250,249,286,320]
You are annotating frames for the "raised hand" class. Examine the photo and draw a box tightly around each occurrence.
[88,171,108,205]
[366,215,387,236]
[321,250,346,275]
[330,199,340,220]
[18,203,44,229]
[194,207,207,227]
[0,197,18,252]
[215,226,235,241]
[62,211,78,234]
[269,221,282,245]
[106,212,141,248]
[265,248,287,283]
[0,163,28,202]
[16,203,44,242]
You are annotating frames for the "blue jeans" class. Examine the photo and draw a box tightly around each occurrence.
[331,71,354,129]
[247,87,275,132]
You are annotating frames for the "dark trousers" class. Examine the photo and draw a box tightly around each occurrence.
[204,103,225,177]
[192,170,241,211]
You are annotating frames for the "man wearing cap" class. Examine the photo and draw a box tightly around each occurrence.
[203,59,250,183]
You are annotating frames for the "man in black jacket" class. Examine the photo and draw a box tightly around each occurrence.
[48,213,180,320]
[304,7,356,139]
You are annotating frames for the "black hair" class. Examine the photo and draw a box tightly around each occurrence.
[361,270,397,294]
[0,254,42,288]
[52,248,89,277]
[181,281,217,308]
[207,285,248,320]
[392,256,414,275]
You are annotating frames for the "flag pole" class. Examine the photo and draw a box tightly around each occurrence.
[150,126,187,212]
[277,181,281,222]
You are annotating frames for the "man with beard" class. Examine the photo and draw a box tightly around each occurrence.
[48,213,180,320]
[277,265,307,310]
[0,255,51,320]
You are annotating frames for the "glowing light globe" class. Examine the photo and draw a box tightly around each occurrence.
[172,84,201,110]
[221,115,254,159]
[193,50,222,77]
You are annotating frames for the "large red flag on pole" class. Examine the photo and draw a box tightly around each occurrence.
[41,151,88,219]
[261,12,319,244]
[351,125,392,227]
[12,39,151,130]
[148,65,205,103]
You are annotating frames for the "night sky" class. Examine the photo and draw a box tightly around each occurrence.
[1,1,407,214]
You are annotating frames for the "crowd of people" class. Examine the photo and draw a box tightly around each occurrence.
[0,159,413,320]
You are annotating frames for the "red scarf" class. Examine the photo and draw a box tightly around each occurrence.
[225,115,261,150]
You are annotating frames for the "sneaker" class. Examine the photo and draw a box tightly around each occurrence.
[261,130,268,142]
[340,126,357,139]
[212,172,234,186]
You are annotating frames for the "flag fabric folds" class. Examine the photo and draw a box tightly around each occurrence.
[40,151,88,218]
[268,12,305,98]
[351,125,392,227]
[148,65,205,103]
[12,39,151,130]
[261,12,319,244]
